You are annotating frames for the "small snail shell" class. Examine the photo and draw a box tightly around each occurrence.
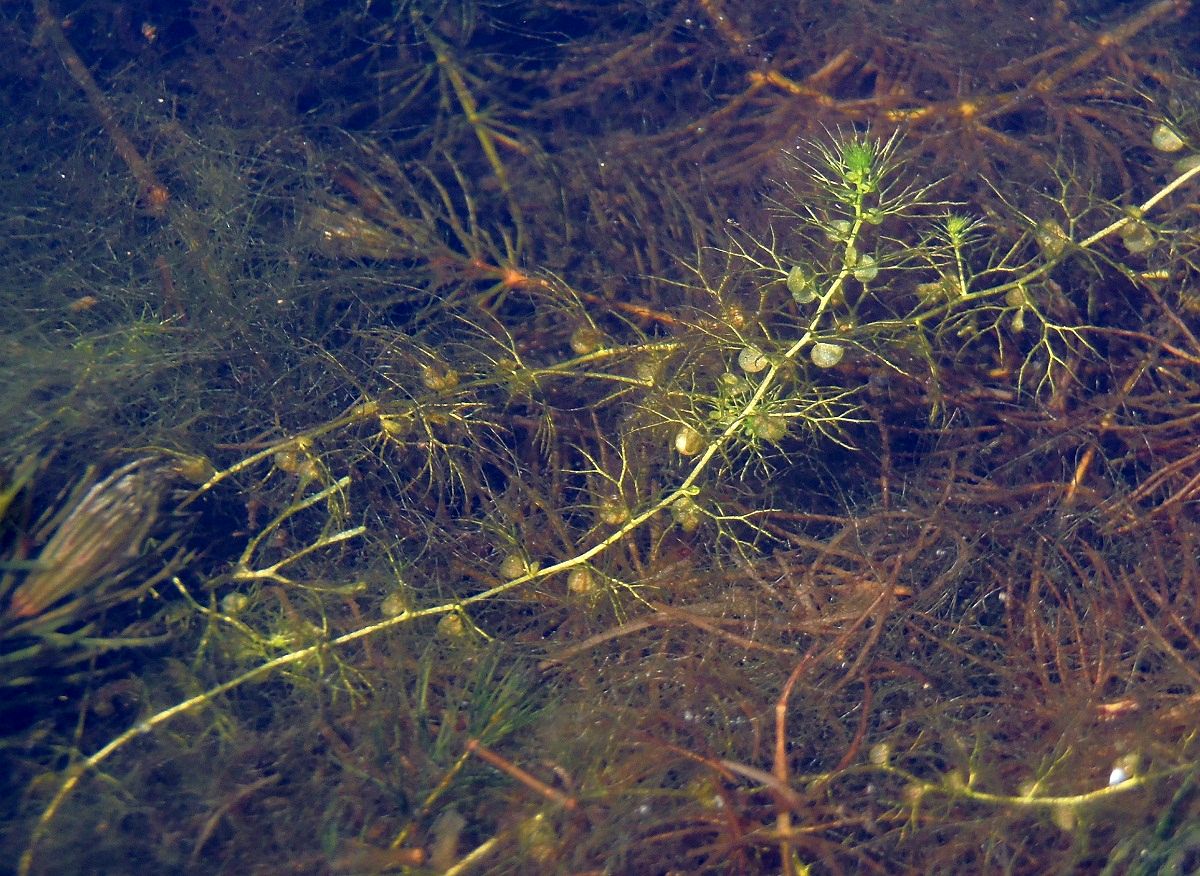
[597,495,629,526]
[381,590,413,617]
[737,345,769,373]
[1034,219,1068,259]
[379,413,413,438]
[498,552,528,579]
[746,412,788,442]
[1121,222,1155,254]
[567,567,596,594]
[437,613,468,640]
[1152,122,1185,153]
[570,324,604,355]
[1173,153,1200,173]
[421,364,459,391]
[274,448,302,473]
[852,253,878,283]
[787,265,818,304]
[674,425,705,456]
[221,592,250,615]
[810,342,844,368]
[671,494,703,533]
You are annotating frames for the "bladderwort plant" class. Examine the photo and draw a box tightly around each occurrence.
[18,128,1200,875]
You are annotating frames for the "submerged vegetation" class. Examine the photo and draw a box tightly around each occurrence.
[3,0,1200,872]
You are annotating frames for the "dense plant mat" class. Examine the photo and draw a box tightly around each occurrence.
[3,1,1200,873]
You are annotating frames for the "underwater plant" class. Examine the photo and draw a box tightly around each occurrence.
[4,1,1200,873]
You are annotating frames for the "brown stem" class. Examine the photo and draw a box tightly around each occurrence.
[34,0,169,217]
